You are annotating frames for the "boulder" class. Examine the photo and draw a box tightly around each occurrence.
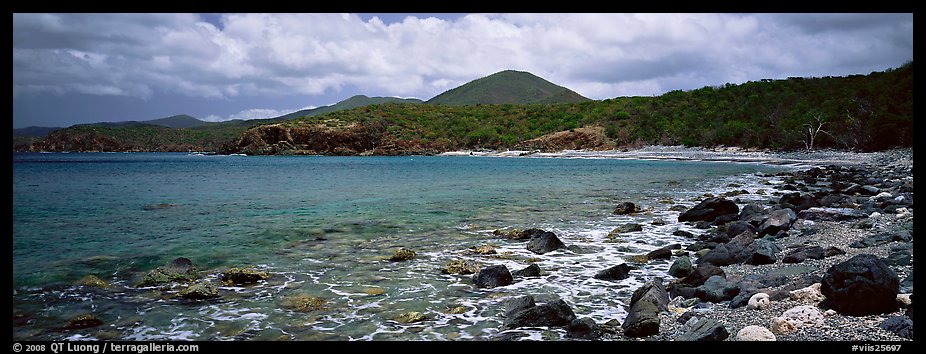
[879,316,913,340]
[779,193,819,212]
[748,293,770,310]
[512,263,542,277]
[782,246,825,264]
[442,260,481,275]
[757,209,797,236]
[178,282,219,299]
[668,256,693,278]
[504,296,536,317]
[699,244,735,266]
[613,223,644,234]
[735,325,776,341]
[678,198,739,223]
[389,248,417,262]
[221,267,270,285]
[695,275,740,303]
[675,318,729,341]
[769,317,795,335]
[646,244,680,260]
[750,237,781,265]
[504,299,577,328]
[526,232,567,254]
[824,246,846,257]
[672,230,695,238]
[622,280,669,338]
[680,264,725,287]
[797,207,867,222]
[821,254,899,316]
[726,221,757,238]
[849,231,912,248]
[788,283,825,304]
[594,263,631,282]
[473,265,514,288]
[494,228,548,241]
[566,317,602,339]
[738,203,767,226]
[613,202,637,215]
[779,305,824,329]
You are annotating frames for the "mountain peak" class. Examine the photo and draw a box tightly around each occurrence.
[426,70,589,105]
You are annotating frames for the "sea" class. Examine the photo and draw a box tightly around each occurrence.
[12,152,791,341]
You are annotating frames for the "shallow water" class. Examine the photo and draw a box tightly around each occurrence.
[12,152,789,340]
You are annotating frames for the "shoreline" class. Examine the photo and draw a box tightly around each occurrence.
[439,145,895,167]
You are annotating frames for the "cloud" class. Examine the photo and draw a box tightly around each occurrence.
[12,13,913,105]
[201,106,318,122]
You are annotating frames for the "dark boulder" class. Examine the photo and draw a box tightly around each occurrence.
[504,299,577,329]
[757,208,797,237]
[849,231,912,248]
[494,228,548,241]
[779,193,819,212]
[613,202,637,215]
[646,244,680,260]
[824,246,846,257]
[668,284,698,299]
[512,263,542,277]
[504,296,536,317]
[680,264,725,287]
[675,318,730,341]
[526,232,567,254]
[699,244,735,266]
[726,221,757,238]
[821,254,899,316]
[473,265,513,288]
[879,316,913,339]
[63,314,104,330]
[900,272,913,294]
[594,263,631,282]
[678,198,739,223]
[695,275,740,303]
[782,246,825,264]
[622,280,669,338]
[738,203,767,226]
[672,230,695,238]
[668,256,693,278]
[614,223,644,234]
[886,243,913,266]
[797,207,867,222]
[567,317,603,339]
[750,237,781,265]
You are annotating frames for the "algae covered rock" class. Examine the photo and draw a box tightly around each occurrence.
[395,311,428,324]
[76,275,109,288]
[442,259,481,275]
[137,257,198,287]
[280,295,327,312]
[63,314,104,330]
[389,248,417,262]
[222,267,270,285]
[178,282,220,299]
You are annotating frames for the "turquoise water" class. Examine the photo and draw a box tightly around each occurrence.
[12,153,786,340]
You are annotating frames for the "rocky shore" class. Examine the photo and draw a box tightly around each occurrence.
[484,147,913,341]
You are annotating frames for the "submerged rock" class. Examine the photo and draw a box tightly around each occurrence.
[76,275,109,288]
[63,314,103,330]
[388,248,417,262]
[594,263,631,282]
[512,263,542,277]
[178,282,219,299]
[613,202,638,215]
[473,265,513,288]
[442,260,481,275]
[493,228,548,241]
[137,257,198,287]
[395,312,428,324]
[822,254,899,316]
[472,244,497,255]
[280,295,327,312]
[222,267,270,285]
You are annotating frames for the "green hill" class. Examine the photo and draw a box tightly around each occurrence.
[144,114,207,128]
[273,95,423,121]
[426,70,590,105]
[13,126,62,138]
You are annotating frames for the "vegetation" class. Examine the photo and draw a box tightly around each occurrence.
[20,63,912,153]
[426,70,590,105]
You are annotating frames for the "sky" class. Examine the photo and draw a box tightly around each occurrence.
[12,13,913,129]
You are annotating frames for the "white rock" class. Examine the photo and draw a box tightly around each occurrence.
[869,212,882,218]
[736,325,777,341]
[897,293,913,307]
[873,192,893,200]
[780,305,824,328]
[824,309,838,316]
[789,283,826,304]
[770,317,796,335]
[748,293,771,310]
[894,196,906,203]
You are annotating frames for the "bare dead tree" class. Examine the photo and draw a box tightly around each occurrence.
[802,112,829,151]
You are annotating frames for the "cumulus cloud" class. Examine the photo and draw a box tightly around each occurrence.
[12,13,913,107]
[202,106,318,122]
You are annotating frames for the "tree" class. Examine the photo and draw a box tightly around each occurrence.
[802,112,830,151]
